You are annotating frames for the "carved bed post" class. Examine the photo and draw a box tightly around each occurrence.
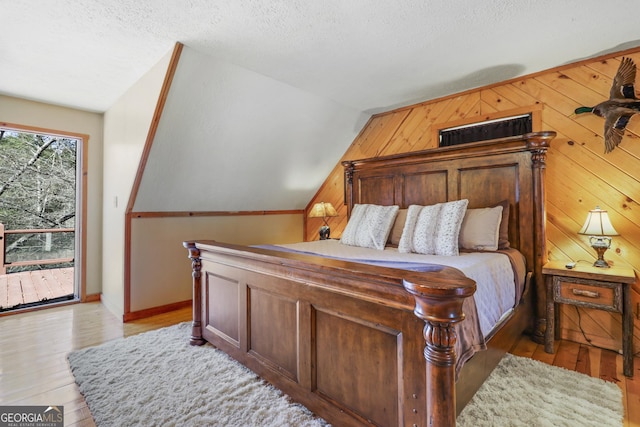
[525,131,554,343]
[342,160,355,216]
[403,278,475,427]
[184,241,205,346]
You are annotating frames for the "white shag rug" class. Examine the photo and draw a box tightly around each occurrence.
[458,353,622,427]
[67,323,623,427]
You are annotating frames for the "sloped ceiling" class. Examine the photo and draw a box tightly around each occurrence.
[4,1,640,213]
[133,46,366,211]
[3,1,640,114]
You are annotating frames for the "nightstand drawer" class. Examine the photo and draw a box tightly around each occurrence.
[553,277,622,312]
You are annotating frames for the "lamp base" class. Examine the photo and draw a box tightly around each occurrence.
[590,237,611,268]
[319,225,330,240]
[593,258,610,268]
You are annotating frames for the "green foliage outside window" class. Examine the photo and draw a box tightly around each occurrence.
[0,129,77,272]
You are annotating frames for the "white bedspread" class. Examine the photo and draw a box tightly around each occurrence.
[272,240,516,337]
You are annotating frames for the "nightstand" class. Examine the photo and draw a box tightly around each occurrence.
[543,260,636,377]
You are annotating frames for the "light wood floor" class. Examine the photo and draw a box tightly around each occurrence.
[0,302,637,426]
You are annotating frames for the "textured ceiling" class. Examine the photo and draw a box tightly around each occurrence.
[3,0,640,114]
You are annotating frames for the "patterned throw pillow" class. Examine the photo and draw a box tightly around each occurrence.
[399,200,469,256]
[341,204,400,250]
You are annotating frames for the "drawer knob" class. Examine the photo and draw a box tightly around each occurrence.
[572,288,599,298]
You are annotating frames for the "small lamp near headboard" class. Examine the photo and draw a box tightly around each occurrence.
[578,206,619,268]
[309,202,338,240]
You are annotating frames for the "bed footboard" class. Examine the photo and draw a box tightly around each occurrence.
[185,241,474,427]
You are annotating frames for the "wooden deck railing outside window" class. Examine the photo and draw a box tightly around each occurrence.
[0,223,74,274]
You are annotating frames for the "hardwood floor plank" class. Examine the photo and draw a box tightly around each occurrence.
[626,371,640,427]
[587,344,602,378]
[510,333,537,358]
[575,345,591,376]
[601,350,621,383]
[554,339,581,371]
[531,342,557,364]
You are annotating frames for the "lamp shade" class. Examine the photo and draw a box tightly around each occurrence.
[308,202,338,218]
[578,206,618,236]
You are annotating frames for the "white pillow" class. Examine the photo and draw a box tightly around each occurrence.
[459,205,503,251]
[398,200,469,256]
[341,204,400,250]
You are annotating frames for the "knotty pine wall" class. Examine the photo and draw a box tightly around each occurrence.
[306,48,640,355]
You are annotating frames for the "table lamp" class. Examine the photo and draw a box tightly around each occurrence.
[578,206,619,268]
[309,202,338,240]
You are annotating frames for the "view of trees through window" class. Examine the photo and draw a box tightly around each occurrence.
[0,129,77,273]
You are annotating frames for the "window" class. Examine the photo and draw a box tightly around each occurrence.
[439,114,532,147]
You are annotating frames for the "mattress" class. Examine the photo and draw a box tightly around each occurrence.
[267,239,525,338]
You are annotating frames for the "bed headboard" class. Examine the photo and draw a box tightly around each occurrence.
[342,131,556,339]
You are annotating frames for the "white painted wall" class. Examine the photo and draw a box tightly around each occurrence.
[101,50,174,317]
[0,95,103,296]
[129,214,303,312]
[134,46,368,212]
[122,46,370,316]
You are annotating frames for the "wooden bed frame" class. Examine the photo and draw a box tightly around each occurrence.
[184,131,555,426]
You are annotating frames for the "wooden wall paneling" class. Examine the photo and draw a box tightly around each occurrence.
[492,82,541,108]
[360,110,412,159]
[478,87,521,112]
[382,107,428,154]
[406,101,456,148]
[545,163,639,273]
[548,124,640,204]
[383,102,448,153]
[545,236,570,262]
[478,100,499,115]
[544,210,603,272]
[509,78,549,104]
[535,71,605,115]
[617,131,640,159]
[545,150,626,224]
[448,93,482,122]
[585,57,629,88]
[431,94,476,127]
[448,94,482,124]
[304,49,640,355]
[561,63,618,101]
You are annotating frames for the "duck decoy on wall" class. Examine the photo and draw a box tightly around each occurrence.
[575,57,640,153]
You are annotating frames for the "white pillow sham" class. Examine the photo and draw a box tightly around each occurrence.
[459,205,503,251]
[341,204,399,250]
[398,199,469,256]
